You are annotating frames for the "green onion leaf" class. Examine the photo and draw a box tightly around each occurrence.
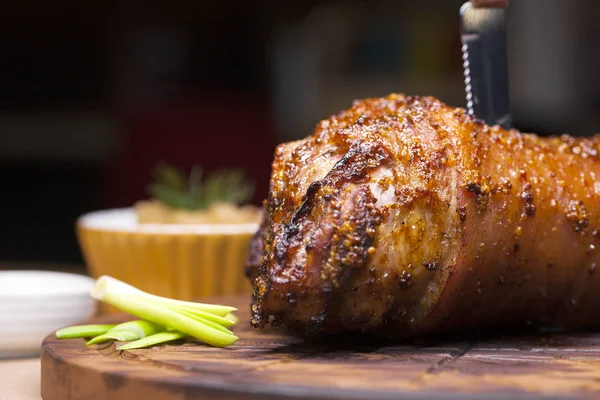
[55,324,115,339]
[85,320,165,345]
[117,331,187,351]
[91,276,236,317]
[178,309,234,335]
[86,331,140,345]
[176,306,236,328]
[224,313,239,324]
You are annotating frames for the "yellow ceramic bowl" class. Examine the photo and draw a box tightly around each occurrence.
[76,208,257,314]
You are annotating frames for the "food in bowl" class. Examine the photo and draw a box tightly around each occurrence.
[135,200,261,225]
[77,164,260,314]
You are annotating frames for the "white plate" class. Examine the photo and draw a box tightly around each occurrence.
[0,270,96,359]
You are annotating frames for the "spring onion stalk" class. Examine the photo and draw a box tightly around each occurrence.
[86,320,164,345]
[90,276,238,347]
[224,313,238,324]
[116,331,187,351]
[55,324,115,339]
[94,293,237,347]
[176,307,236,328]
[87,331,139,344]
[91,276,236,317]
[178,309,234,334]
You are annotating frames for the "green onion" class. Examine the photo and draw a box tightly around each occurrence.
[85,320,164,345]
[55,324,115,339]
[178,309,234,334]
[117,331,187,351]
[225,313,239,324]
[55,275,239,350]
[90,276,239,347]
[176,307,236,328]
[91,276,236,317]
[86,331,139,344]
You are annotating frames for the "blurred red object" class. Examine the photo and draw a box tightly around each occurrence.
[102,93,276,209]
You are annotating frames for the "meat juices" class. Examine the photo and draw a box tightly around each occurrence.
[245,94,600,338]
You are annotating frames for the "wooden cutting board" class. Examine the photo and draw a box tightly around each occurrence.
[41,295,600,400]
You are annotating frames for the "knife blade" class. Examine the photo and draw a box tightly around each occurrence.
[459,0,511,129]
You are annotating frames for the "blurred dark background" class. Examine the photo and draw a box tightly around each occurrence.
[1,0,600,267]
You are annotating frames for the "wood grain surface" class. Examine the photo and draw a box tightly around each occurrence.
[41,295,600,400]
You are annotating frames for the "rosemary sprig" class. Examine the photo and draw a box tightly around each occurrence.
[147,162,255,210]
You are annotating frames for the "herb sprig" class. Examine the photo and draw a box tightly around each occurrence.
[147,162,255,210]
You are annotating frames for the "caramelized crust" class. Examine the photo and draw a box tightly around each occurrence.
[247,94,600,337]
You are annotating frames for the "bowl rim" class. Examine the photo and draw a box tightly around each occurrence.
[0,270,95,297]
[77,207,260,235]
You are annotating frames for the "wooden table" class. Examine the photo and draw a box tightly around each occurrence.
[0,358,40,400]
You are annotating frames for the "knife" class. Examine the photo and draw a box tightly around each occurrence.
[459,0,511,129]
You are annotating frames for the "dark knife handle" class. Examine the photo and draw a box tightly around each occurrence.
[460,2,511,129]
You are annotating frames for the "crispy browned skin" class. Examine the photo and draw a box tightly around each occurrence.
[246,93,600,338]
